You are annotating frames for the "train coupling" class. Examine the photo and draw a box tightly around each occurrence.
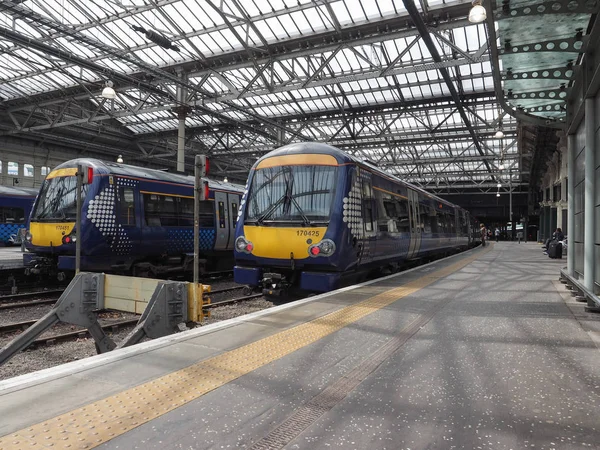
[261,272,288,297]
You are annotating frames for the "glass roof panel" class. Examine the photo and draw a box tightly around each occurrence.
[495,0,594,122]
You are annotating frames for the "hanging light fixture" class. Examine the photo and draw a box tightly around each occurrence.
[494,129,505,139]
[496,193,501,197]
[468,0,487,24]
[499,162,505,170]
[224,177,228,183]
[117,155,124,163]
[101,81,116,99]
[497,183,502,188]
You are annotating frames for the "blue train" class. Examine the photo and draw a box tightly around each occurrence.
[24,158,244,279]
[0,185,38,246]
[233,143,481,297]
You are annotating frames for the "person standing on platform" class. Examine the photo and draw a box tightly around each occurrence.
[480,223,487,246]
[495,228,500,242]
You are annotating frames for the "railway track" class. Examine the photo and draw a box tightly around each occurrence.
[1,319,140,349]
[207,293,264,308]
[0,293,265,355]
[0,290,63,310]
[0,289,64,303]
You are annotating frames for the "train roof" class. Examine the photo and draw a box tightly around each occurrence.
[51,158,245,193]
[0,185,38,197]
[254,143,463,210]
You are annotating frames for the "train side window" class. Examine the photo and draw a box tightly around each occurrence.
[231,203,238,229]
[143,194,162,227]
[24,164,34,177]
[178,197,194,227]
[41,166,51,176]
[161,196,178,227]
[0,207,25,223]
[198,201,215,228]
[118,188,136,226]
[218,201,226,228]
[395,198,410,233]
[420,203,437,234]
[362,179,374,232]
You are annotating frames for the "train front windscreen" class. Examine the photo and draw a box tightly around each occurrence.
[244,165,337,226]
[31,175,89,222]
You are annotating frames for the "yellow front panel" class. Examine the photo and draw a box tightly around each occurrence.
[29,222,75,246]
[243,226,328,259]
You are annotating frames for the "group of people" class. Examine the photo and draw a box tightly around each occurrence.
[542,227,565,256]
[479,224,525,245]
[479,224,500,245]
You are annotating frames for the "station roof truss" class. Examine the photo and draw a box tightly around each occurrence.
[0,0,592,192]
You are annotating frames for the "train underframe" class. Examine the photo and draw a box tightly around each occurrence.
[24,250,235,282]
[238,245,472,302]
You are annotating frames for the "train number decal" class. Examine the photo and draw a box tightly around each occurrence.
[296,230,320,237]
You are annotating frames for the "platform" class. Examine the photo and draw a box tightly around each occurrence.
[0,246,25,270]
[1,242,599,450]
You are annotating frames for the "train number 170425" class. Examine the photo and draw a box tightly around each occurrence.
[296,230,320,237]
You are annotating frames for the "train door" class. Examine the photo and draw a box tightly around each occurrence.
[213,191,230,251]
[116,183,141,254]
[358,174,375,265]
[226,193,240,249]
[406,190,422,259]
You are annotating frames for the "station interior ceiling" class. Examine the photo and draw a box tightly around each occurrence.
[0,0,596,222]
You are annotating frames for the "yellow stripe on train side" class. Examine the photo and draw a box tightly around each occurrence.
[243,226,328,259]
[45,168,78,179]
[29,222,75,246]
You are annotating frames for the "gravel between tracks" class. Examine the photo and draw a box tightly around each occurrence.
[0,287,274,381]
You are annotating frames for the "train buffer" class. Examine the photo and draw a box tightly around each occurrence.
[0,272,211,367]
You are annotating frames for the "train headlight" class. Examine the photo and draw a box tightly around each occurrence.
[61,233,76,244]
[235,236,254,254]
[308,239,336,257]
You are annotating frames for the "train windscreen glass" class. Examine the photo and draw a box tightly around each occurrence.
[31,176,89,222]
[245,165,337,225]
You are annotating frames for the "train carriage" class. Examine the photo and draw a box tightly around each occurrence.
[0,185,38,246]
[233,143,479,297]
[24,158,244,279]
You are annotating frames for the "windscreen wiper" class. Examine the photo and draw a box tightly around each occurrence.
[289,195,312,226]
[255,194,286,225]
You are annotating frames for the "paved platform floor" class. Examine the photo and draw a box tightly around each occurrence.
[0,246,25,270]
[0,243,599,450]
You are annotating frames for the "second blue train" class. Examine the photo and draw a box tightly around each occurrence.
[24,158,244,279]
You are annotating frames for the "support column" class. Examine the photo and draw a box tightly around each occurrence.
[567,134,576,276]
[584,99,596,291]
[177,118,185,172]
[173,72,190,173]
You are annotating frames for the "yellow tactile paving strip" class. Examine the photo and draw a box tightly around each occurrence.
[0,247,490,450]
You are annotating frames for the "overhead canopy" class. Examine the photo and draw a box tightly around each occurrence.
[0,0,593,193]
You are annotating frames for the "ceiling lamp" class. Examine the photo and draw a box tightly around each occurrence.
[496,193,501,197]
[224,177,228,183]
[117,155,124,163]
[468,0,487,24]
[101,81,116,99]
[494,130,505,139]
[499,163,505,170]
[497,183,502,188]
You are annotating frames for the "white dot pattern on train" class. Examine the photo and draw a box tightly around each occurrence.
[86,184,132,256]
[342,173,364,239]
